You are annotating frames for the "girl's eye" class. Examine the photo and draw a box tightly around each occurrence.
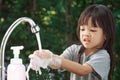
[80,29,85,31]
[90,29,97,32]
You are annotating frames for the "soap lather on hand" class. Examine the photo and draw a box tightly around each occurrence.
[29,50,62,75]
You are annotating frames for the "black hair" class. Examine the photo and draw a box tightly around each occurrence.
[77,4,116,80]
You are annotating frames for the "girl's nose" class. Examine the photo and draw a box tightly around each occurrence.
[84,30,91,37]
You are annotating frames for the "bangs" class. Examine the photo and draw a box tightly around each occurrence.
[78,10,98,28]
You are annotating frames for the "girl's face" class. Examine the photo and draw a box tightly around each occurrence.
[80,18,106,53]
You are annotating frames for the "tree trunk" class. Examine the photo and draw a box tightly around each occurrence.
[29,0,37,16]
[0,0,2,11]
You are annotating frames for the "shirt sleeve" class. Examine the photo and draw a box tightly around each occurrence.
[86,50,110,80]
[61,44,81,61]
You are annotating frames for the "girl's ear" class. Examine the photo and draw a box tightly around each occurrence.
[104,34,106,41]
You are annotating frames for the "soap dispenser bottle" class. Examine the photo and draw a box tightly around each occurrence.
[7,46,26,80]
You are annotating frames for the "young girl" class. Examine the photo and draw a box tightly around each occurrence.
[29,4,116,80]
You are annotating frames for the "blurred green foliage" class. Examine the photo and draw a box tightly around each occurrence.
[0,0,120,80]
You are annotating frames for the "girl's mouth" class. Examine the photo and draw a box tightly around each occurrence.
[83,38,91,44]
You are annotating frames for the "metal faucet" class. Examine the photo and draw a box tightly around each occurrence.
[0,17,40,80]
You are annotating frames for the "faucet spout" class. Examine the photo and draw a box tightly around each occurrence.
[0,17,40,80]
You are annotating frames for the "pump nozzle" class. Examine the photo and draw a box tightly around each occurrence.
[11,46,24,58]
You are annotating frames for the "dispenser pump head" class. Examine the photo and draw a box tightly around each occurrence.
[11,46,24,58]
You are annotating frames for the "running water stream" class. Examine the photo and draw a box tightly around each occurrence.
[26,32,42,80]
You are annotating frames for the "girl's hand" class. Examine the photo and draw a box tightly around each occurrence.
[29,49,62,70]
[28,50,53,75]
[33,50,53,59]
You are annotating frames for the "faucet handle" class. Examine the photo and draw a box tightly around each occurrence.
[31,25,40,33]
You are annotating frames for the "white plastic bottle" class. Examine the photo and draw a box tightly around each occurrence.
[7,46,26,80]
